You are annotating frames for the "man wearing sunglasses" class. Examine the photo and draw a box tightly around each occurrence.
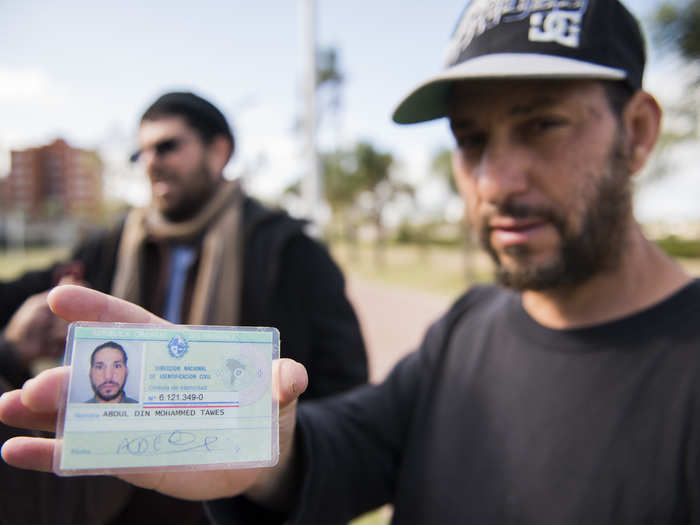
[0,92,368,524]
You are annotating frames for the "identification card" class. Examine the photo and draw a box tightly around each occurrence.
[54,322,279,475]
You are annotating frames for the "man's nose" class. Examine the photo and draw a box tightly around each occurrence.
[475,139,530,206]
[105,366,118,382]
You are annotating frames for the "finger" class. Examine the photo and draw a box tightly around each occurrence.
[276,358,308,407]
[117,469,261,501]
[47,285,168,325]
[21,366,69,414]
[0,367,69,432]
[0,390,57,432]
[1,437,261,500]
[1,436,55,472]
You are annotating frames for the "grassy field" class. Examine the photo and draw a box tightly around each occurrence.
[1,242,698,296]
[0,246,71,280]
[679,257,700,276]
[350,506,393,525]
[331,241,494,300]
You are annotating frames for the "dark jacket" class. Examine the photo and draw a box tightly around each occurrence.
[0,196,368,525]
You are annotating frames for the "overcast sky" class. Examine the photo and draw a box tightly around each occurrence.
[1,0,697,223]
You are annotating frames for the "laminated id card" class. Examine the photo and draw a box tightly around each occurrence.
[54,322,279,475]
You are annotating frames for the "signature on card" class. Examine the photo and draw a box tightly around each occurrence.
[116,430,220,456]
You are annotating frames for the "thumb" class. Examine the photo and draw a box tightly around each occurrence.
[275,358,308,407]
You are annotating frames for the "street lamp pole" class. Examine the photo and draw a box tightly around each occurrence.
[301,0,322,234]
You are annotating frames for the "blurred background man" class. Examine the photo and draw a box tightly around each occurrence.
[0,91,367,525]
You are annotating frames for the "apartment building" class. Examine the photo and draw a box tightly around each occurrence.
[5,139,102,220]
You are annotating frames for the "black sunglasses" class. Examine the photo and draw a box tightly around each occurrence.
[129,137,185,163]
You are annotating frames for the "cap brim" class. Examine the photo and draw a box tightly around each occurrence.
[392,53,627,124]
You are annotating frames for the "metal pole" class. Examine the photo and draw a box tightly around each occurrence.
[302,0,321,233]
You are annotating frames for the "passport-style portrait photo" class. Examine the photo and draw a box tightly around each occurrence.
[69,340,143,404]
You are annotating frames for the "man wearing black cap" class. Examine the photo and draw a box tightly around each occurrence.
[0,92,368,524]
[3,1,700,524]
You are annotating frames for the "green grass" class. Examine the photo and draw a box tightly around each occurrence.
[330,241,493,300]
[0,246,71,280]
[350,506,393,525]
[657,236,700,259]
[2,242,698,293]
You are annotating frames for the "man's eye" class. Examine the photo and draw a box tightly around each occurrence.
[527,118,566,133]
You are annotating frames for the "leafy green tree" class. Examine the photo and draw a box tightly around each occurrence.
[353,142,412,266]
[290,45,344,211]
[654,0,700,62]
[646,1,700,182]
[321,148,363,244]
[431,148,457,194]
[321,141,413,265]
[316,46,344,148]
[317,47,343,88]
[430,148,479,281]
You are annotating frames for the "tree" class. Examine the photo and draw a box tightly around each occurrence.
[654,0,700,62]
[647,1,700,182]
[320,141,413,265]
[431,148,456,194]
[430,148,479,282]
[352,142,413,266]
[321,148,363,245]
[289,46,344,221]
[316,46,344,149]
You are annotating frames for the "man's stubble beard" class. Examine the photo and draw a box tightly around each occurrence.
[154,160,218,222]
[90,378,125,402]
[480,134,633,292]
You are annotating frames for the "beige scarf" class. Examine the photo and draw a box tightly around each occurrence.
[111,179,243,325]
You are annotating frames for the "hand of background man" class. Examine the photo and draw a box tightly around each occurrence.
[0,285,307,504]
[4,277,83,369]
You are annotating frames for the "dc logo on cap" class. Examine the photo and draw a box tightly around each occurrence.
[446,1,589,66]
[529,11,582,48]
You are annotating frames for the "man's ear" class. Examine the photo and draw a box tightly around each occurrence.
[622,90,662,175]
[206,136,234,177]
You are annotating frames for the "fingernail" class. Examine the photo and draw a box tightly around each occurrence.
[22,378,34,390]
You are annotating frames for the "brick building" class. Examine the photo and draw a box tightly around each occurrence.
[5,139,102,220]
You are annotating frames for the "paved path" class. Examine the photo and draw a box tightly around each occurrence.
[345,276,453,383]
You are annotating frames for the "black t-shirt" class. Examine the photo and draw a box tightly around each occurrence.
[209,280,700,525]
[395,281,700,524]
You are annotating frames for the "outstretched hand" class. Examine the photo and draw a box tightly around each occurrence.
[0,285,308,502]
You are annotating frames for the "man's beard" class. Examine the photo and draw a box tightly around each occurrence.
[153,161,217,222]
[90,378,124,402]
[480,136,633,292]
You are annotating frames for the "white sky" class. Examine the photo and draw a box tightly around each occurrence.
[1,0,697,224]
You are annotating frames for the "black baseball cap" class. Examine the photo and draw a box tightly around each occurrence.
[392,0,646,124]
